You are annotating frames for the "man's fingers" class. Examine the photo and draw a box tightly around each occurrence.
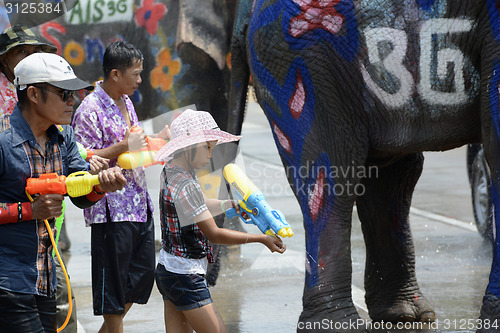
[98,167,127,192]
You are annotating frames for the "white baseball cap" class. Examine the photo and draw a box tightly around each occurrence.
[14,53,93,91]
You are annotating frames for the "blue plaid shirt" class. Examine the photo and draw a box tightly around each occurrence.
[0,105,87,296]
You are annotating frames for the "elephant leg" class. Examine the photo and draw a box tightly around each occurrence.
[478,55,500,329]
[479,181,500,329]
[293,152,370,332]
[298,195,364,332]
[356,153,435,322]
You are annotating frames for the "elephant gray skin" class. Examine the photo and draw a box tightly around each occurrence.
[227,0,500,331]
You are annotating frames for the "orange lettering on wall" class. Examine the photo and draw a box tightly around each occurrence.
[64,41,85,66]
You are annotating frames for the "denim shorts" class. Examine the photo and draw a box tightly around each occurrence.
[155,264,213,311]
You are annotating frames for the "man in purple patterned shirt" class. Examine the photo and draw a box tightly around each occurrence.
[72,41,168,333]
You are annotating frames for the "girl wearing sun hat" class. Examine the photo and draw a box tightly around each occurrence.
[154,109,286,333]
[155,108,241,161]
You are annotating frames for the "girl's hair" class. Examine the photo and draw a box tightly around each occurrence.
[102,41,144,79]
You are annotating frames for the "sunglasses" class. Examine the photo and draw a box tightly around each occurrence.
[45,87,76,102]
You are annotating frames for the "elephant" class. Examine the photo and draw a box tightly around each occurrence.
[227,0,500,331]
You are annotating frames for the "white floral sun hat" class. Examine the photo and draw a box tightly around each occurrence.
[155,109,241,161]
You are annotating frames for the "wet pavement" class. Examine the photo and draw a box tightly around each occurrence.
[63,100,492,332]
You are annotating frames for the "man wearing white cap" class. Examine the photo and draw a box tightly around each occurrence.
[0,52,127,332]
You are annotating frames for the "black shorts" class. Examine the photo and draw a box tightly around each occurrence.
[0,289,56,333]
[91,208,155,315]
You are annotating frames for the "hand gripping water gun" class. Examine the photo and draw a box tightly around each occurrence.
[223,163,293,238]
[25,171,100,197]
[117,127,167,169]
[24,171,100,332]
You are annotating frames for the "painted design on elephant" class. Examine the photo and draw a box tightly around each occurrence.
[417,0,436,10]
[307,167,325,222]
[487,0,500,42]
[250,0,341,286]
[487,63,500,298]
[289,0,344,37]
[8,0,236,122]
[283,0,359,62]
[418,18,473,106]
[360,27,413,109]
[301,154,335,287]
[290,69,305,119]
[489,54,500,144]
[150,47,181,92]
[40,21,114,68]
[135,0,167,35]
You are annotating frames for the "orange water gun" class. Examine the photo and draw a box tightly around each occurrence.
[25,171,100,197]
[24,171,100,333]
[117,127,167,169]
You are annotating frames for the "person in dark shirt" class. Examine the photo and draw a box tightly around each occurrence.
[0,52,126,333]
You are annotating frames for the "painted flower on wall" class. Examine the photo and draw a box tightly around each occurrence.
[135,0,167,35]
[150,48,181,92]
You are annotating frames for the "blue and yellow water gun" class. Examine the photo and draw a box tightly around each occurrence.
[223,163,293,238]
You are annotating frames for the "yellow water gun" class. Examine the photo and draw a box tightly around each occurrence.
[117,127,167,169]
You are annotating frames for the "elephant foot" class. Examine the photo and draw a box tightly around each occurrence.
[477,294,500,333]
[298,299,368,333]
[367,293,435,323]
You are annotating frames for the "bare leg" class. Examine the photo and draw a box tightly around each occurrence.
[98,303,132,333]
[183,303,226,333]
[163,300,193,333]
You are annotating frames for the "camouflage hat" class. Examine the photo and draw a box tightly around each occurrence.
[0,25,57,56]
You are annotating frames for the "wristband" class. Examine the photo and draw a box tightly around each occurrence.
[0,202,32,224]
[220,200,227,215]
[17,202,22,223]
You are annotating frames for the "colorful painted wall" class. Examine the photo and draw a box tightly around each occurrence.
[1,0,236,124]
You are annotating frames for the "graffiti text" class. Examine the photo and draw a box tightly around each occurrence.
[361,18,474,109]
